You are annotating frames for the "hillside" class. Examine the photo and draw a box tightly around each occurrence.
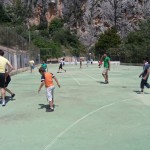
[1,0,150,47]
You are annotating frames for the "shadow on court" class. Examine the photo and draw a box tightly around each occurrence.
[96,81,108,84]
[0,96,16,105]
[133,90,150,94]
[57,72,65,74]
[38,104,59,112]
[38,104,50,112]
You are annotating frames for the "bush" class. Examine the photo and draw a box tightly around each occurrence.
[95,27,121,55]
[0,4,11,23]
[123,19,150,63]
[49,18,64,35]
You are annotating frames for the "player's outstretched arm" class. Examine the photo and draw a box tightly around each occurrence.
[38,81,45,93]
[7,62,14,74]
[54,77,60,88]
[108,60,110,71]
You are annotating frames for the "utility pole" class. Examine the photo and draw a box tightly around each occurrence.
[114,0,117,28]
[28,24,31,47]
[27,20,31,51]
[27,19,31,61]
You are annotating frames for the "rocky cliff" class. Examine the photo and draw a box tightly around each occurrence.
[2,0,150,47]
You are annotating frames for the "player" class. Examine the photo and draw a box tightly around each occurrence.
[41,61,48,72]
[102,53,110,84]
[57,58,66,73]
[98,60,103,68]
[29,60,35,73]
[0,49,14,106]
[38,67,60,112]
[139,57,150,93]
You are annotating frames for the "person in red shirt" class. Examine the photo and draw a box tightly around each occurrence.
[38,67,60,112]
[98,60,103,68]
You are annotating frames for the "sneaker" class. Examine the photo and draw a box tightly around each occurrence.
[105,81,109,84]
[47,108,54,112]
[11,93,15,98]
[2,100,5,106]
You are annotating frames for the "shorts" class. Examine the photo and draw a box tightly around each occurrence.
[5,76,11,87]
[102,68,109,75]
[46,86,55,101]
[0,73,5,88]
[140,78,149,89]
[59,64,62,69]
[31,65,34,69]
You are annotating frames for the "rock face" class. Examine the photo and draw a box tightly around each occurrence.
[2,0,150,47]
[62,0,150,47]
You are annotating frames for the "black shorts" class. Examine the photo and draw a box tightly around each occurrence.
[0,73,5,88]
[5,75,11,87]
[59,64,63,69]
[140,78,149,89]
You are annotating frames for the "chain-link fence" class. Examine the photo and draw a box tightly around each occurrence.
[0,26,40,69]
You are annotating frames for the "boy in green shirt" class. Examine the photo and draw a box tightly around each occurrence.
[41,61,48,72]
[102,53,110,84]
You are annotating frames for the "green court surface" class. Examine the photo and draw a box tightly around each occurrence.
[0,64,150,150]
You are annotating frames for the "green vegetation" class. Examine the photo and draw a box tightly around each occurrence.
[49,18,64,35]
[0,4,11,23]
[123,20,150,63]
[1,1,150,63]
[95,21,150,63]
[95,27,121,56]
[4,0,27,25]
[0,3,85,60]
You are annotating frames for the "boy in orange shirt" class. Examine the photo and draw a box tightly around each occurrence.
[38,67,60,112]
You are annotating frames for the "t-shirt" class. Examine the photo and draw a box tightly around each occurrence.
[142,63,149,77]
[41,72,55,87]
[60,60,63,65]
[29,60,34,66]
[104,56,110,68]
[0,56,10,73]
[41,63,47,70]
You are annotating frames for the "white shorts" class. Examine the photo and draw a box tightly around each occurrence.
[102,68,109,75]
[46,86,55,101]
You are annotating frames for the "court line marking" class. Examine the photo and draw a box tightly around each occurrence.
[43,96,140,150]
[86,74,98,81]
[69,72,81,85]
[68,71,88,86]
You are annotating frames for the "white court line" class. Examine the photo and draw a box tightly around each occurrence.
[43,96,140,150]
[69,72,81,85]
[86,74,98,81]
[76,71,100,85]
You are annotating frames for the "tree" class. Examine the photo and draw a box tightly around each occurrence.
[49,18,64,35]
[0,4,11,23]
[5,0,28,25]
[95,27,121,55]
[123,19,150,63]
[52,28,85,56]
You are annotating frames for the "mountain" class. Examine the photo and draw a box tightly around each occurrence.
[1,0,150,47]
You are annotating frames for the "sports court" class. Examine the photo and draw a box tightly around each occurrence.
[0,64,150,150]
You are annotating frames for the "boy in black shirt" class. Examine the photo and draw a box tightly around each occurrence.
[139,58,150,93]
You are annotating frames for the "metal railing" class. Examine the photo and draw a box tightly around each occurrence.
[0,26,40,69]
